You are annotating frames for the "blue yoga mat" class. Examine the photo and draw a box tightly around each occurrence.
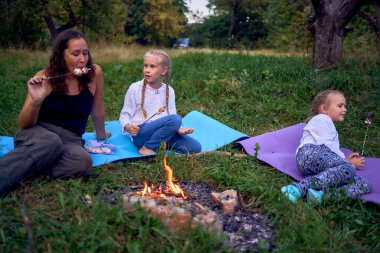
[0,137,14,158]
[0,111,247,167]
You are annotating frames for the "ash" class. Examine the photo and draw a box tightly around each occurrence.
[105,181,276,252]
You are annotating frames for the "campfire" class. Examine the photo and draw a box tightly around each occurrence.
[136,150,186,200]
[113,146,276,252]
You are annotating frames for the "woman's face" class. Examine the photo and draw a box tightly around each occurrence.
[63,38,89,73]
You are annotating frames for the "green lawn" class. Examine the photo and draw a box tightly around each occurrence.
[0,48,379,252]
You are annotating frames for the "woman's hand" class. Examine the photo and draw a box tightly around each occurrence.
[27,76,50,105]
[345,152,365,170]
[96,130,111,140]
[178,127,194,135]
[125,124,140,136]
[18,73,52,129]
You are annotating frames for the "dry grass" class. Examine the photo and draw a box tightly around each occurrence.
[1,45,310,66]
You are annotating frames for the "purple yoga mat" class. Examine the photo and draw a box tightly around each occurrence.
[238,123,380,204]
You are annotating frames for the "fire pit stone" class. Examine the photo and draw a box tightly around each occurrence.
[211,189,239,214]
[122,193,222,234]
[107,181,276,252]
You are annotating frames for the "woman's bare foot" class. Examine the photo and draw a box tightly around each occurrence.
[139,146,156,155]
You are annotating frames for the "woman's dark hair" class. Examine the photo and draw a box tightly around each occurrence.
[47,30,95,93]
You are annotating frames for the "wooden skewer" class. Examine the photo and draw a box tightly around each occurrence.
[46,67,92,80]
[46,72,73,80]
[140,106,166,125]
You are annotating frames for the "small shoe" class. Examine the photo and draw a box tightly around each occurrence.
[281,185,301,203]
[307,189,323,205]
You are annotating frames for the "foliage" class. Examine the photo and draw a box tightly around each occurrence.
[143,0,187,46]
[186,2,267,49]
[123,0,149,45]
[344,4,378,54]
[0,0,188,48]
[0,0,47,48]
[84,0,128,42]
[261,0,311,51]
[1,0,380,56]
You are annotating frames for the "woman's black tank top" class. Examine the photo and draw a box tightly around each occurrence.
[38,89,94,136]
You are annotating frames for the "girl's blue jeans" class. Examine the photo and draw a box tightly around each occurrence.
[132,114,202,154]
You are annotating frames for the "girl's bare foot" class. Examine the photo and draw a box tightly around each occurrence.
[139,146,156,155]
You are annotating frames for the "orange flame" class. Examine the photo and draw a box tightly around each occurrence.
[140,182,148,196]
[136,143,186,199]
[163,151,186,199]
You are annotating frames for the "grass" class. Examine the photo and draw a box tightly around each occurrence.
[0,46,379,252]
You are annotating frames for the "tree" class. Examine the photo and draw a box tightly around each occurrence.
[0,0,129,48]
[124,0,149,44]
[357,2,380,56]
[308,0,374,69]
[0,0,46,48]
[41,0,79,41]
[144,0,187,45]
[208,0,243,37]
[261,0,310,51]
[124,0,187,46]
[40,0,121,42]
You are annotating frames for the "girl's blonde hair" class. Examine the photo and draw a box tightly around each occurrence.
[141,50,171,119]
[311,89,344,115]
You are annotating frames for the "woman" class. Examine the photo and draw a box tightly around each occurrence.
[0,30,110,196]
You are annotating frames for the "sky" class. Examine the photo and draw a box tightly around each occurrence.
[186,0,212,23]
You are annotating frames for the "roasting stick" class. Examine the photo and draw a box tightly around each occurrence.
[140,106,166,125]
[45,67,92,80]
[361,112,374,156]
[46,72,73,80]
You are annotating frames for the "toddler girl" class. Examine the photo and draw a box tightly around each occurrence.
[281,90,372,204]
[119,50,201,155]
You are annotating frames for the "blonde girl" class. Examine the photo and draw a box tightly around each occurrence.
[281,90,372,204]
[119,50,201,155]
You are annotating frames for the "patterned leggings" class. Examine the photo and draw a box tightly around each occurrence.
[293,144,372,198]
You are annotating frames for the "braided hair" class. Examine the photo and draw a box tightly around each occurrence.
[141,50,171,119]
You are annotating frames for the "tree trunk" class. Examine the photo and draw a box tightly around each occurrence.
[312,15,344,69]
[41,0,58,40]
[228,0,242,37]
[40,0,78,42]
[309,0,373,69]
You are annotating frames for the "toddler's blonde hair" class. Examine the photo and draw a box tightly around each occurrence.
[311,89,344,115]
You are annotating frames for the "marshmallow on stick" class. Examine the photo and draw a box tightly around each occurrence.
[73,67,91,76]
[46,67,92,80]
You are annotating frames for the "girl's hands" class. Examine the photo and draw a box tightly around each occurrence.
[345,152,365,170]
[125,124,140,136]
[178,127,194,135]
[27,76,50,105]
